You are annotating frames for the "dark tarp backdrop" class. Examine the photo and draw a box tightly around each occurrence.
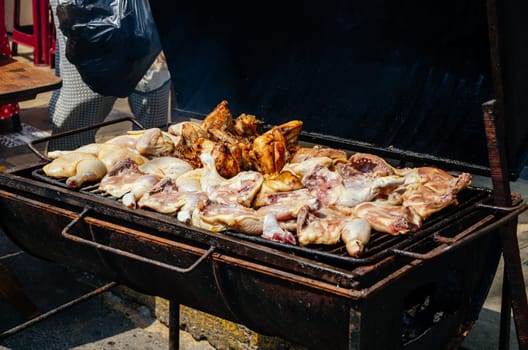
[149,0,528,178]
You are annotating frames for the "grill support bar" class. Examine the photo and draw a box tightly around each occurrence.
[0,282,117,341]
[169,302,179,350]
[483,98,528,349]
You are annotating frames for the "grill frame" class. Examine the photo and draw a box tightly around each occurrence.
[0,110,526,348]
[28,165,500,270]
[0,168,513,349]
[21,125,525,286]
[1,0,528,347]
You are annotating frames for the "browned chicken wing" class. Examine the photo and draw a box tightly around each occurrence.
[200,100,234,131]
[234,113,264,137]
[251,128,288,174]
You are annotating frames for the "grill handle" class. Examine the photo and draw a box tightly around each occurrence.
[61,208,215,274]
[27,116,145,161]
[391,201,527,260]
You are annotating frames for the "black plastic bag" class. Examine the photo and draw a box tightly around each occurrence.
[56,0,162,97]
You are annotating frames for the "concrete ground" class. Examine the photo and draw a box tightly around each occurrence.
[0,45,527,350]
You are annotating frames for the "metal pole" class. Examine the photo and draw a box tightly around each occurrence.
[168,301,180,350]
[483,100,528,350]
[0,281,117,340]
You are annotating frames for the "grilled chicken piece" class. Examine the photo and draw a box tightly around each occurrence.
[175,168,204,192]
[262,214,296,245]
[208,127,244,145]
[254,188,319,212]
[104,133,143,150]
[200,100,233,132]
[256,192,320,223]
[126,128,180,157]
[282,157,334,180]
[206,127,256,172]
[191,203,263,235]
[137,177,208,223]
[139,156,194,180]
[168,121,208,144]
[47,143,147,170]
[296,207,371,257]
[170,118,256,173]
[43,152,107,188]
[290,146,348,164]
[99,158,161,208]
[65,158,107,188]
[44,152,98,178]
[340,217,372,257]
[402,167,472,193]
[254,171,304,203]
[195,138,242,178]
[303,165,404,208]
[399,167,472,219]
[200,152,263,207]
[251,128,288,174]
[353,200,422,235]
[234,113,264,137]
[347,152,399,177]
[272,120,303,152]
[47,143,103,159]
[96,143,148,171]
[250,120,303,174]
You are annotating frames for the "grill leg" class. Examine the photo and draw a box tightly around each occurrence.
[499,271,511,350]
[482,100,528,349]
[168,301,179,350]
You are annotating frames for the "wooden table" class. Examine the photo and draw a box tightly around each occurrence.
[0,53,62,105]
[0,53,61,319]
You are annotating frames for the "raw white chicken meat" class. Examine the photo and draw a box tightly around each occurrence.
[191,203,263,235]
[99,158,161,209]
[138,177,208,223]
[43,152,107,188]
[398,167,472,219]
[303,164,404,208]
[353,200,422,235]
[131,128,181,157]
[262,214,296,245]
[254,188,320,221]
[139,156,194,180]
[296,207,371,257]
[47,143,147,171]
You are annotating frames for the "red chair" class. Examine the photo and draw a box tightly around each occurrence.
[11,0,52,66]
[0,0,5,31]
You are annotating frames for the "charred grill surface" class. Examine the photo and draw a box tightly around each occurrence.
[0,134,525,349]
[27,163,511,289]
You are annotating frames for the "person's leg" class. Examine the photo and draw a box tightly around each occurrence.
[48,0,116,151]
[128,80,171,130]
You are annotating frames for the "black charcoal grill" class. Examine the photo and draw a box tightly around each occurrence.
[1,0,528,349]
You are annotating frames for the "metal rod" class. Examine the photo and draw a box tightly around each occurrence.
[0,251,24,260]
[476,202,527,212]
[168,301,180,350]
[27,116,144,161]
[61,208,216,274]
[391,208,522,260]
[0,281,117,340]
[499,272,512,350]
[482,99,528,350]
